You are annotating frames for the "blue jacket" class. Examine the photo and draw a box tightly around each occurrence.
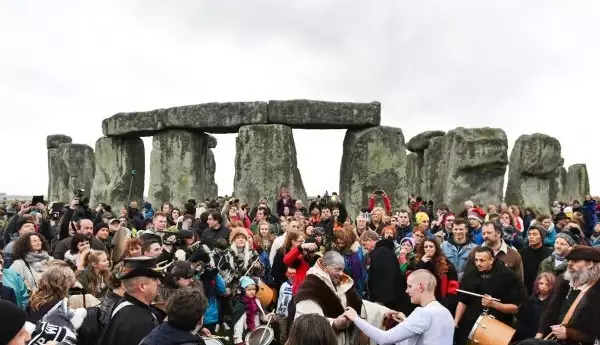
[582,200,597,236]
[441,239,477,279]
[544,225,557,247]
[471,228,484,245]
[203,274,226,325]
[2,268,28,308]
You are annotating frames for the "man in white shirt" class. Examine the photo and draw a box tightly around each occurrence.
[344,269,455,345]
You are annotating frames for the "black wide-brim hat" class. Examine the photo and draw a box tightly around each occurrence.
[566,246,600,262]
[117,256,164,280]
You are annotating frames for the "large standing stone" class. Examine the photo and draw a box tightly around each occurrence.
[204,149,218,199]
[422,128,508,212]
[234,124,306,207]
[566,164,590,202]
[46,134,72,149]
[406,131,445,153]
[47,143,95,202]
[550,167,568,203]
[102,102,268,137]
[89,137,145,208]
[505,134,563,212]
[148,130,212,207]
[267,100,380,129]
[406,153,423,197]
[340,126,407,218]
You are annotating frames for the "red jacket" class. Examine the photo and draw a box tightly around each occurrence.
[283,246,310,295]
[368,195,392,214]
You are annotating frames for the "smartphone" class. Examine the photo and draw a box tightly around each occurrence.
[374,190,384,196]
[31,195,44,206]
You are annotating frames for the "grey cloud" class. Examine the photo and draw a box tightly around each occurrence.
[0,0,599,198]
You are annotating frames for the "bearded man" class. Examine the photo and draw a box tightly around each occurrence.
[520,246,600,345]
[294,251,396,345]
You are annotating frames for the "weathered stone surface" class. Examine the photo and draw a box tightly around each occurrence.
[102,102,268,137]
[234,124,306,207]
[340,126,407,218]
[422,128,508,212]
[406,131,445,153]
[267,100,381,129]
[550,166,568,203]
[505,134,563,212]
[566,164,590,202]
[406,153,423,197]
[89,137,145,208]
[47,144,95,202]
[208,134,217,149]
[204,149,218,199]
[148,130,212,207]
[46,134,72,149]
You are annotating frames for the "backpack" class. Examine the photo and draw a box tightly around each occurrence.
[76,306,104,345]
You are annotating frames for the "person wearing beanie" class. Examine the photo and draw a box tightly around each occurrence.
[468,208,486,245]
[232,276,275,345]
[139,288,210,345]
[519,225,552,295]
[397,237,416,273]
[538,230,577,276]
[2,216,36,268]
[0,300,34,345]
[415,212,429,226]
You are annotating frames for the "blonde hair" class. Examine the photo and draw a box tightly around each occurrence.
[30,264,76,310]
[80,250,110,297]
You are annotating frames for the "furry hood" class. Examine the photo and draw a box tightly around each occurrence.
[306,258,354,297]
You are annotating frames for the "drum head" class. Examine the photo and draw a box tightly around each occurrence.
[245,326,274,345]
[202,337,224,345]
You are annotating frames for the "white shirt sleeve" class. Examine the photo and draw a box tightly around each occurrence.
[353,307,430,345]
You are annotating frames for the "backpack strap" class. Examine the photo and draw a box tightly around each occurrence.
[111,301,134,319]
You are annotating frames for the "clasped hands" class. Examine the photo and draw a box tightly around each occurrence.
[336,307,405,329]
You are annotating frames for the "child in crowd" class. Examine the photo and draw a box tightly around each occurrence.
[233,276,274,345]
[276,267,296,344]
[515,272,556,340]
[312,227,327,254]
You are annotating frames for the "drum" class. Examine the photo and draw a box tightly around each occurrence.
[245,325,275,345]
[468,313,515,345]
[202,337,224,345]
[256,279,276,307]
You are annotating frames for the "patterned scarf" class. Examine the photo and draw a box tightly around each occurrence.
[242,296,259,331]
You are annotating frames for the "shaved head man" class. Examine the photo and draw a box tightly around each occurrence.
[345,269,455,345]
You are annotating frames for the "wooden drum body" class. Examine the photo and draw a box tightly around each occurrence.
[468,314,515,345]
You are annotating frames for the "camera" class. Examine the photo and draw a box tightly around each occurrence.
[76,189,85,199]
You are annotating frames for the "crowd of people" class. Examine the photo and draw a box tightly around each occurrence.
[0,188,599,345]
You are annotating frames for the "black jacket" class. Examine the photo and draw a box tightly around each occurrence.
[200,225,231,250]
[140,323,206,345]
[100,294,163,345]
[0,284,17,305]
[367,239,409,311]
[518,245,552,295]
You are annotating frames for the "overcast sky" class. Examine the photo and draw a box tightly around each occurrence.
[2,1,599,199]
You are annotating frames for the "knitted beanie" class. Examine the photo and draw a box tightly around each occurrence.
[240,276,256,289]
[556,231,577,247]
[400,237,415,249]
[468,208,486,223]
[415,212,429,225]
[528,224,547,241]
[0,300,28,345]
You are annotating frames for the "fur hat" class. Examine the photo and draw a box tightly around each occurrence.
[229,228,249,242]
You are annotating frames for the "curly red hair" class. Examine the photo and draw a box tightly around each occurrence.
[415,238,449,276]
